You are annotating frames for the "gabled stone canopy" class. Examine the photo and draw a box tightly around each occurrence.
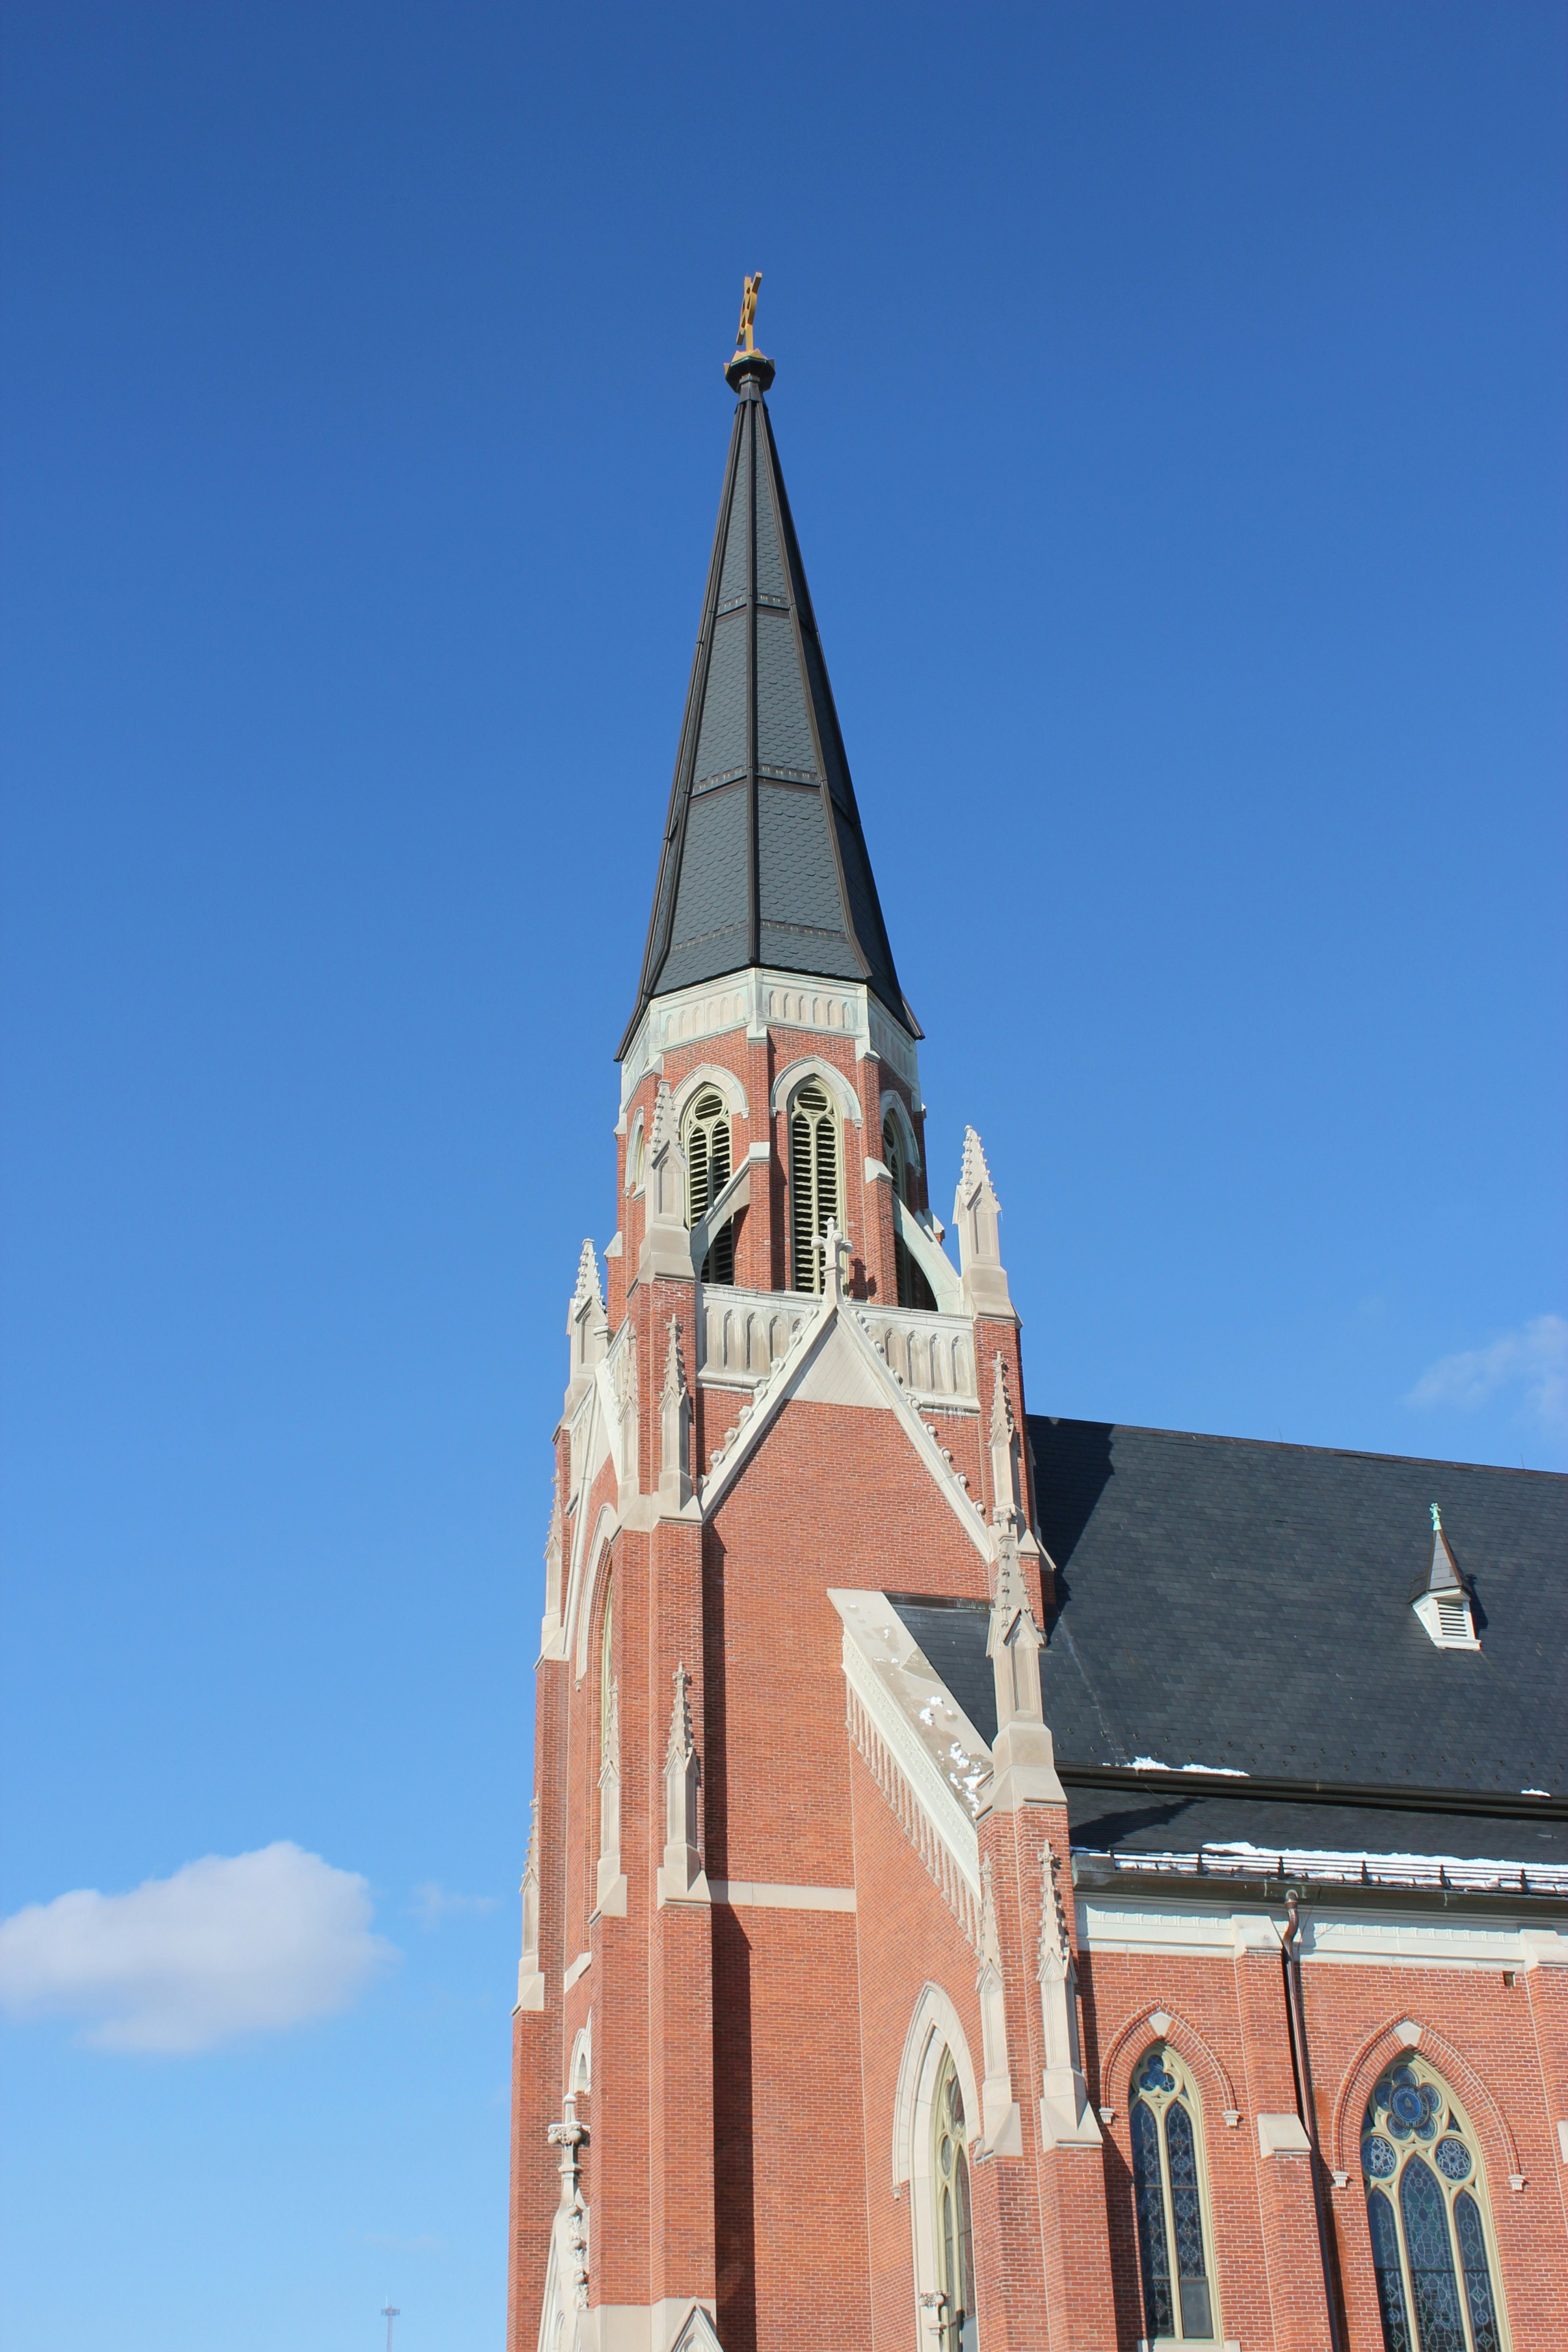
[621,351,915,1054]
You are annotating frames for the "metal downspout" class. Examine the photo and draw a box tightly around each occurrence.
[1282,1894,1344,2352]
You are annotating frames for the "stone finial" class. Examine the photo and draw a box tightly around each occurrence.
[1037,1840,1071,1980]
[658,1663,709,1906]
[974,1854,1021,2154]
[543,1472,565,1627]
[1035,1838,1100,2148]
[659,1316,692,1510]
[650,1077,676,1156]
[982,1521,1064,1815]
[666,1662,695,1768]
[595,1676,626,1917]
[661,1316,686,1406]
[547,2095,590,2308]
[979,1854,1002,1973]
[639,1081,695,1281]
[814,1216,850,1305]
[516,1794,545,2013]
[953,1125,1015,1320]
[573,1238,603,1310]
[566,1239,609,1404]
[989,1355,1021,1529]
[961,1124,999,1210]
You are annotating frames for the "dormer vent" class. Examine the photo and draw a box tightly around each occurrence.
[1411,1503,1481,1651]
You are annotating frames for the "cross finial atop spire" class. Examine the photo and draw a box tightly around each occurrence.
[725,270,775,393]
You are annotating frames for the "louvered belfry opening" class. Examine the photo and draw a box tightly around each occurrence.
[684,1087,735,1285]
[789,1080,839,1294]
[883,1111,936,1312]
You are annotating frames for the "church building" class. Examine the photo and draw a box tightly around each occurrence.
[506,298,1568,2352]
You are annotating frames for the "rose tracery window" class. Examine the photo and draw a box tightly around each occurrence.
[1130,2045,1218,2343]
[1361,2061,1505,2352]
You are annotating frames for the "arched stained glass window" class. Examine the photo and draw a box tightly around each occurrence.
[789,1079,839,1293]
[931,2052,977,2352]
[598,1576,614,1767]
[683,1088,734,1285]
[1130,2044,1218,2342]
[1360,2059,1505,2352]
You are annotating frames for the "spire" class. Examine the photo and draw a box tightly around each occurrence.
[621,289,915,1053]
[1411,1501,1481,1650]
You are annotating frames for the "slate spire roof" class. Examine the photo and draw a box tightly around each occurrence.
[620,341,915,1054]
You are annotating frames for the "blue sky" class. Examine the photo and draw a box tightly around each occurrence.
[2,5,1563,2347]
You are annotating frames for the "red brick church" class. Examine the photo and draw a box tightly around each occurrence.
[506,305,1568,2352]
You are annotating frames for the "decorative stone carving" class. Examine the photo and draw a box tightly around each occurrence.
[657,1664,709,1906]
[659,1318,692,1511]
[566,1239,609,1411]
[975,1855,1021,2154]
[515,1797,545,2013]
[1036,1839,1101,2148]
[989,1356,1021,1529]
[606,1321,638,1501]
[982,1523,1066,1815]
[546,2095,590,2309]
[595,1676,626,1918]
[639,1081,695,1282]
[953,1125,1015,1320]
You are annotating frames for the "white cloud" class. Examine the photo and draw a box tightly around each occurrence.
[1407,1313,1567,1436]
[409,1881,499,1930]
[0,1842,394,2055]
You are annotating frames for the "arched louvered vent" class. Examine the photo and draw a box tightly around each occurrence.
[790,1079,839,1294]
[882,1111,906,1197]
[683,1087,734,1285]
[883,1110,936,1311]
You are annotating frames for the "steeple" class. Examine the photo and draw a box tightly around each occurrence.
[620,290,915,1055]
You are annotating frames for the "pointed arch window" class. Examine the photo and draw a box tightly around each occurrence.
[789,1078,839,1293]
[594,1573,623,1914]
[1130,2045,1219,2343]
[883,1108,936,1311]
[598,1576,614,1766]
[932,2051,977,2352]
[683,1087,734,1284]
[1361,2059,1506,2352]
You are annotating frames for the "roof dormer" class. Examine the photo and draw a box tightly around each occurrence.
[1411,1503,1481,1650]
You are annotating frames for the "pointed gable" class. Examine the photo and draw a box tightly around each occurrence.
[621,346,914,1053]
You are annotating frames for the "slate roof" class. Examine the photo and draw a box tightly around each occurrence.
[888,1419,1568,1862]
[620,351,912,1054]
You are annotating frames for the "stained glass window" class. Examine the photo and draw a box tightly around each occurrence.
[1360,2059,1507,2352]
[1129,2043,1218,2342]
[932,2052,978,2352]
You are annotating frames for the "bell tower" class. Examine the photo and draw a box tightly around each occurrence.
[508,292,1055,2352]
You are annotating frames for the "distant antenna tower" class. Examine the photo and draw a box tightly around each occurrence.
[381,2301,400,2352]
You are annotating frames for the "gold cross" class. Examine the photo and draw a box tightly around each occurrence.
[735,272,761,354]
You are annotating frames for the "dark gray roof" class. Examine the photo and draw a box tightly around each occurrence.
[888,1420,1568,1859]
[619,354,913,1054]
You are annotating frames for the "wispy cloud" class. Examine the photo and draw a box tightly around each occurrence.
[1407,1313,1567,1436]
[0,1842,394,2054]
[409,1881,499,1930]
